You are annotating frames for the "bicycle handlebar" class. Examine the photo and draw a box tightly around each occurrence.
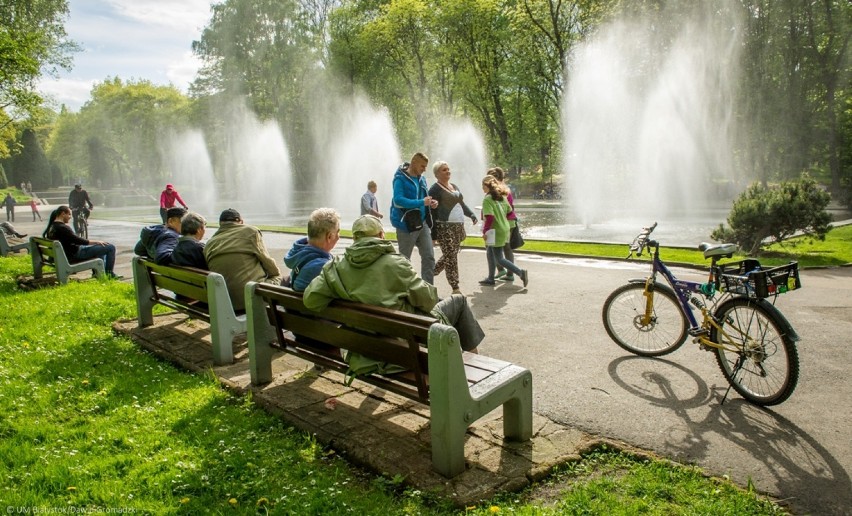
[627,222,658,258]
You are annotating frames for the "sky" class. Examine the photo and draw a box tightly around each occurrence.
[37,0,215,112]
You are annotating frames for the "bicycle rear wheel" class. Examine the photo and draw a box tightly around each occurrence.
[711,298,799,406]
[602,282,688,357]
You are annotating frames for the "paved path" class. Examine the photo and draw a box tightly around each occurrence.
[11,217,852,514]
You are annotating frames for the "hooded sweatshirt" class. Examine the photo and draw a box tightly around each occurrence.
[283,237,332,292]
[303,237,437,315]
[133,224,179,265]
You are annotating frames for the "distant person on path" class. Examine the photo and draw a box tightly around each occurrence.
[134,207,186,265]
[30,198,42,221]
[390,152,437,284]
[487,167,518,281]
[171,212,208,269]
[428,161,477,294]
[304,215,484,353]
[204,208,281,312]
[479,176,527,288]
[68,184,94,235]
[1,221,27,244]
[43,205,120,279]
[159,184,188,224]
[283,208,340,291]
[26,181,32,193]
[2,193,15,222]
[360,181,383,218]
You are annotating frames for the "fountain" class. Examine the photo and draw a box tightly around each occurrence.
[162,129,217,216]
[308,92,401,221]
[429,118,489,210]
[559,3,743,245]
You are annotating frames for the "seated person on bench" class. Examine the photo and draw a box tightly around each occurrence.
[134,207,186,265]
[304,215,484,353]
[1,221,27,244]
[43,205,120,279]
[204,208,281,312]
[283,208,340,291]
[171,212,208,269]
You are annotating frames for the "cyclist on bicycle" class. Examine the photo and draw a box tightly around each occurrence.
[68,184,94,236]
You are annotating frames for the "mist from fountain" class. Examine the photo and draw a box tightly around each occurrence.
[219,101,293,220]
[307,92,401,223]
[562,3,742,236]
[162,129,217,217]
[430,118,488,211]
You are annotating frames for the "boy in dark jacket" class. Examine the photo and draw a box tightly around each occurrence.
[134,207,186,265]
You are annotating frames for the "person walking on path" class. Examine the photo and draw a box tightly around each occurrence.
[428,161,477,294]
[487,167,518,281]
[30,198,42,221]
[390,152,438,284]
[2,193,15,222]
[479,175,527,288]
[360,181,383,218]
[159,184,188,224]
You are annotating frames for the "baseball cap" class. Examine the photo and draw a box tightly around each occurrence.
[219,208,241,223]
[352,215,383,239]
[165,183,174,190]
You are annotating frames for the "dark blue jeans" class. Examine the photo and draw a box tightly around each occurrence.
[74,243,116,274]
[486,245,522,281]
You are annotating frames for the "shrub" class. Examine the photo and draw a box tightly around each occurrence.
[712,175,832,255]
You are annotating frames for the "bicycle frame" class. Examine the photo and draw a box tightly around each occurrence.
[638,243,753,354]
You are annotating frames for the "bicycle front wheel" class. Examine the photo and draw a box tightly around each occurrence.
[711,298,799,406]
[78,217,88,240]
[602,282,688,357]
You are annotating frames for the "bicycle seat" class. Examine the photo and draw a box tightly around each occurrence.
[698,242,738,259]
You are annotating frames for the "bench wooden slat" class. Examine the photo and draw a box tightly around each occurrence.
[150,274,210,304]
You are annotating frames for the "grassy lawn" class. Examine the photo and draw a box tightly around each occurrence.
[0,256,785,514]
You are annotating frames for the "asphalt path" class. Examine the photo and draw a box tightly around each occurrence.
[15,217,851,515]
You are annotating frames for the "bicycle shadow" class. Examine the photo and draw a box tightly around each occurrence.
[607,355,851,515]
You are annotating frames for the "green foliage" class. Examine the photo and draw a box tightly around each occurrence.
[0,162,7,188]
[712,176,832,255]
[0,0,77,126]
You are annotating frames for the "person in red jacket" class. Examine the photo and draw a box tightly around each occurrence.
[159,183,188,223]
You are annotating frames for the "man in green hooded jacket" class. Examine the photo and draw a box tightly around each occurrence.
[304,215,484,352]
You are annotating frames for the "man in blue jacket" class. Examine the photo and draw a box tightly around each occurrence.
[283,208,340,291]
[134,206,186,265]
[390,152,438,284]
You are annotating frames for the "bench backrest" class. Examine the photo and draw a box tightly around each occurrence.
[30,237,57,265]
[253,282,436,401]
[136,257,211,318]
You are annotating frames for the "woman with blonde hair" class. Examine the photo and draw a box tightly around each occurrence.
[479,176,527,287]
[428,161,478,294]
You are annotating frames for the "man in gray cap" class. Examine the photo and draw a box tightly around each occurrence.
[304,214,484,353]
[204,209,281,311]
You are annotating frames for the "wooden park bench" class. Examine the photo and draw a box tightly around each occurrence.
[1,232,28,256]
[245,281,533,478]
[30,236,104,284]
[132,256,248,365]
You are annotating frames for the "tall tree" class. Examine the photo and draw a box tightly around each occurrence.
[0,0,76,140]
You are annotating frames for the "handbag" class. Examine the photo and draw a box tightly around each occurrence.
[401,208,424,232]
[510,222,525,249]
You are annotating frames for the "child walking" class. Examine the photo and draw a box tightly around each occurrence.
[30,198,42,221]
[478,175,528,288]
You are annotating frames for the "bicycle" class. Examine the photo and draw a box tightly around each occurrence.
[601,222,802,406]
[72,207,89,240]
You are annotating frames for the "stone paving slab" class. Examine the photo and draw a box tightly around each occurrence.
[112,313,598,505]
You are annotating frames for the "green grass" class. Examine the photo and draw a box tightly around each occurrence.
[257,223,852,269]
[0,257,786,514]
